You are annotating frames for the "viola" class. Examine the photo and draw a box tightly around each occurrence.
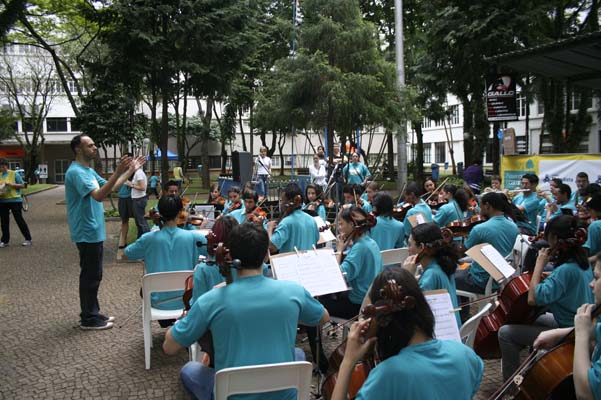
[246,206,267,223]
[392,203,413,221]
[491,304,601,399]
[322,279,412,399]
[209,195,226,206]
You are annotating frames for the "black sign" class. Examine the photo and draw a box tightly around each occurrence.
[486,75,518,122]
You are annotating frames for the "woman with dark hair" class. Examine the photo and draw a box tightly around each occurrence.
[403,222,461,327]
[433,184,469,228]
[207,183,225,205]
[303,183,327,220]
[329,267,483,400]
[498,215,594,381]
[369,192,404,251]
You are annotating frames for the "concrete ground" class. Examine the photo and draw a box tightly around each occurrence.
[0,186,503,399]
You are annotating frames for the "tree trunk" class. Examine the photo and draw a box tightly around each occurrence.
[386,129,394,179]
[200,96,213,189]
[239,107,247,152]
[461,96,474,165]
[492,122,500,174]
[277,131,286,176]
[414,123,424,184]
[160,82,170,186]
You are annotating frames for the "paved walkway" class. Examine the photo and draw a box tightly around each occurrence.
[1,186,503,399]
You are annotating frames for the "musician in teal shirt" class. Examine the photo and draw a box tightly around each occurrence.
[585,194,601,262]
[403,222,461,328]
[499,215,594,381]
[369,192,404,251]
[512,173,541,235]
[433,184,468,228]
[401,182,434,244]
[342,152,371,185]
[330,267,483,400]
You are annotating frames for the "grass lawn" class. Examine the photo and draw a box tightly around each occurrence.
[22,184,57,195]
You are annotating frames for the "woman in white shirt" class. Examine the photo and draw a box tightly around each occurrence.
[255,146,271,197]
[309,154,327,191]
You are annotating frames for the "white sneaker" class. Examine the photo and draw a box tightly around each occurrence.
[21,240,32,247]
[0,242,7,248]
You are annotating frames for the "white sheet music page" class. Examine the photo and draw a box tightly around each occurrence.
[270,249,348,297]
[314,216,336,243]
[480,244,515,279]
[424,290,461,342]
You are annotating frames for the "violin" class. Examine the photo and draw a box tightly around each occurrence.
[209,195,226,206]
[246,206,267,223]
[392,203,413,221]
[445,215,487,237]
[490,304,601,399]
[322,279,413,399]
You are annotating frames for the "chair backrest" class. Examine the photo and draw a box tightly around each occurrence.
[381,248,409,266]
[512,234,532,272]
[459,302,493,348]
[141,271,193,309]
[214,361,313,400]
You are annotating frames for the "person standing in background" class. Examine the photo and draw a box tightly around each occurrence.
[148,171,160,199]
[127,164,150,238]
[0,158,32,248]
[255,146,272,198]
[173,165,186,191]
[463,160,484,195]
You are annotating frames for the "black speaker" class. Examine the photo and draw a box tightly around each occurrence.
[232,151,253,184]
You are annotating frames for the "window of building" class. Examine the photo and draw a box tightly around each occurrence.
[448,105,460,125]
[422,118,431,129]
[70,117,80,132]
[517,93,527,117]
[570,91,594,110]
[46,117,67,132]
[516,136,528,154]
[21,119,33,132]
[208,156,221,169]
[54,159,71,183]
[423,144,431,163]
[434,142,445,163]
[537,101,544,116]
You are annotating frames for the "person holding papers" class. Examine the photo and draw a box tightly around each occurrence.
[402,222,461,328]
[455,192,519,316]
[498,215,594,381]
[329,267,483,400]
[164,223,329,400]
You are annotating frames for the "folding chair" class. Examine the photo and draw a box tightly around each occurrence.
[380,248,409,268]
[459,302,493,348]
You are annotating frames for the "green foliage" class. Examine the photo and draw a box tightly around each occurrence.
[0,107,16,142]
[0,0,26,38]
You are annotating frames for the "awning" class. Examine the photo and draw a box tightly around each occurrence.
[147,149,178,161]
[485,31,601,90]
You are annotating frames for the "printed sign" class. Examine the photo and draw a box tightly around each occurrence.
[486,75,518,122]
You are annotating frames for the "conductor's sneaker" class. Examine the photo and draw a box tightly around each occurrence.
[80,321,114,331]
[98,314,115,323]
[0,242,7,248]
[21,240,32,246]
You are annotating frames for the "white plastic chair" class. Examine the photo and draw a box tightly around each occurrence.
[512,234,532,272]
[214,361,313,400]
[459,302,493,348]
[381,247,409,267]
[142,271,192,370]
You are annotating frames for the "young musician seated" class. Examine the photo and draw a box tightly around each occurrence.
[585,194,601,264]
[455,192,519,297]
[303,183,327,221]
[433,184,469,228]
[342,184,372,213]
[533,252,601,400]
[230,189,266,225]
[330,267,483,400]
[498,215,594,381]
[163,223,329,400]
[222,185,244,216]
[545,183,577,222]
[207,183,225,205]
[400,182,433,244]
[360,181,378,203]
[124,195,207,325]
[512,173,542,235]
[402,222,461,328]
[369,192,404,251]
[267,183,319,254]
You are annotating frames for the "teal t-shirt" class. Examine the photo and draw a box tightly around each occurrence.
[149,175,159,188]
[340,235,383,304]
[465,216,519,290]
[369,216,404,251]
[65,161,107,243]
[171,274,324,400]
[534,261,594,327]
[513,193,540,234]
[356,339,483,400]
[589,322,601,400]
[585,220,601,257]
[404,200,434,242]
[124,226,204,310]
[433,199,463,228]
[547,202,577,221]
[270,209,319,253]
[343,162,370,185]
[117,183,131,199]
[222,201,245,216]
[0,171,23,203]
[419,261,461,328]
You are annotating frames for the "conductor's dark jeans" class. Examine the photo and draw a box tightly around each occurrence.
[76,242,104,326]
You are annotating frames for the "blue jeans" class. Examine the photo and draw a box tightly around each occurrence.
[76,242,104,326]
[256,175,269,197]
[132,197,150,238]
[180,348,306,399]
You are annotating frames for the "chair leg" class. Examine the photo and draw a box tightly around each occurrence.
[143,308,151,370]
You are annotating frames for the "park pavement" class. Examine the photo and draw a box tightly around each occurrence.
[0,186,503,399]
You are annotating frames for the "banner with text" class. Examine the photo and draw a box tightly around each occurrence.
[486,74,518,122]
[501,154,601,191]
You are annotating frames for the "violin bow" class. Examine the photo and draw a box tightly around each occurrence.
[424,177,450,203]
[396,182,407,205]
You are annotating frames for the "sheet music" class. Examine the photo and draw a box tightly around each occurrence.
[314,216,336,243]
[424,290,461,342]
[271,249,348,297]
[480,244,515,279]
[416,213,425,224]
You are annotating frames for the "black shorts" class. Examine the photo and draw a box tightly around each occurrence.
[118,197,134,221]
